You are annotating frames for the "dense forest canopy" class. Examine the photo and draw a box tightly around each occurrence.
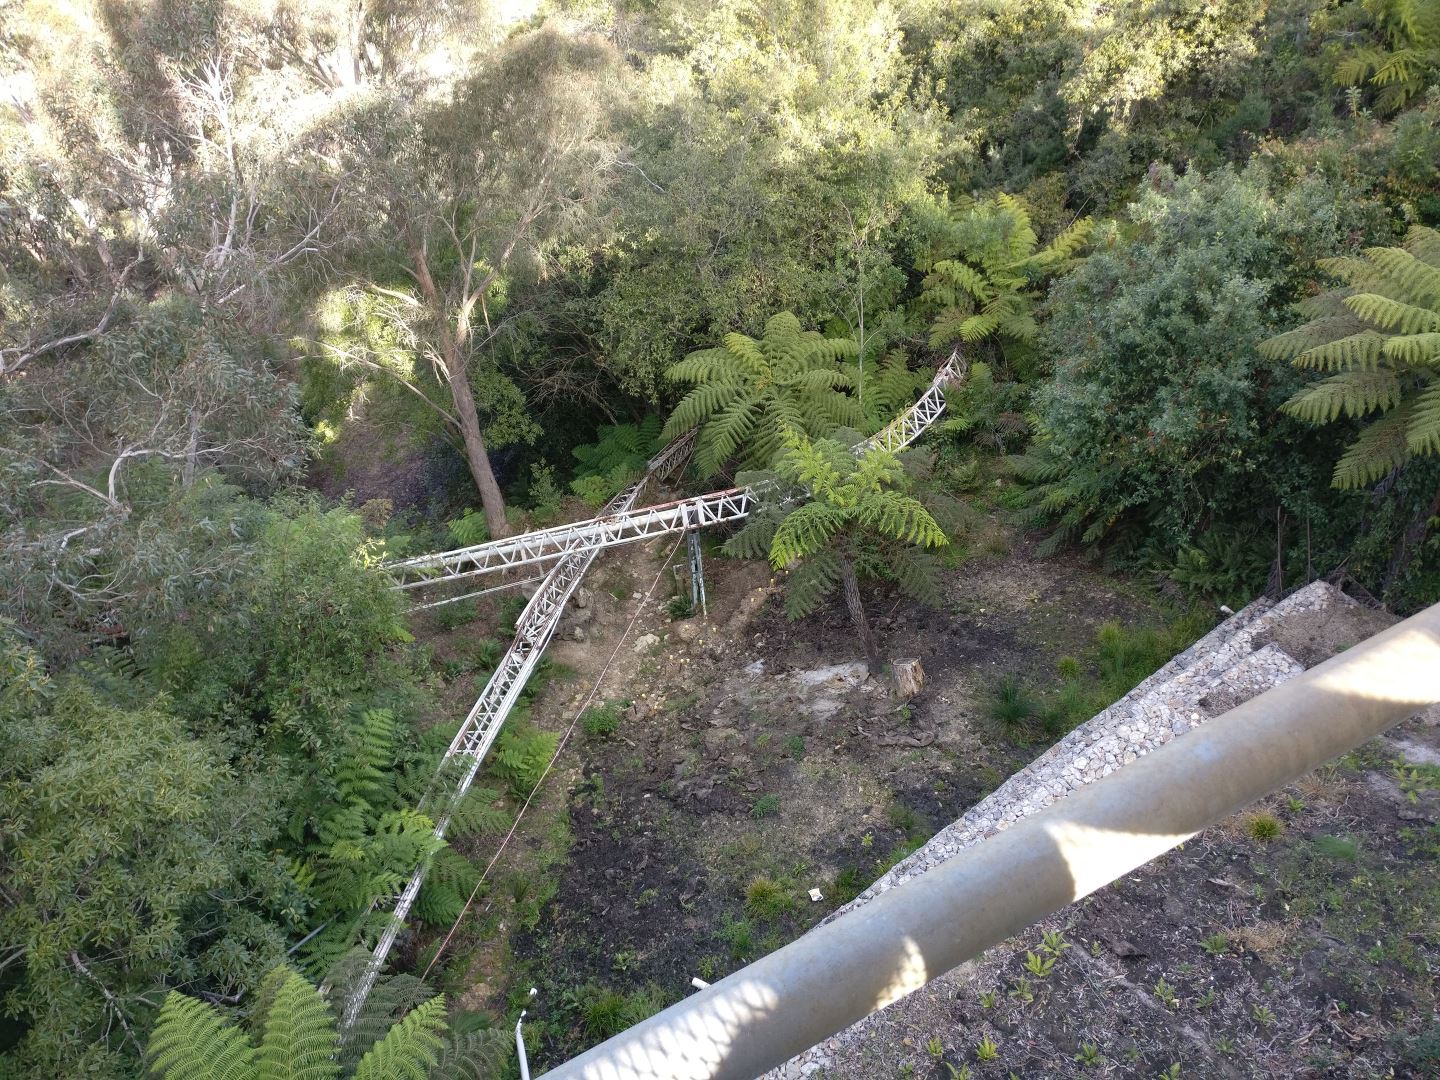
[3,0,1439,1075]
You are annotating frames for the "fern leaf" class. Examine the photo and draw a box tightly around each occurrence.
[1343,292,1440,335]
[255,970,341,1080]
[1258,315,1369,360]
[149,992,258,1080]
[1281,369,1402,423]
[351,996,447,1080]
[781,549,840,619]
[1333,408,1412,489]
[1292,330,1389,372]
[1381,332,1440,367]
[770,501,848,568]
[1406,380,1440,455]
[1365,246,1440,306]
[856,489,948,547]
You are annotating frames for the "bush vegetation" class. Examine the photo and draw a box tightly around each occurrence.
[4,0,1440,1073]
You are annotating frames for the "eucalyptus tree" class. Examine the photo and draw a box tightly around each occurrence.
[329,26,626,537]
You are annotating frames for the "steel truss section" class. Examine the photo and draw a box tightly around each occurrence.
[341,439,690,1031]
[343,359,962,1028]
[388,355,963,591]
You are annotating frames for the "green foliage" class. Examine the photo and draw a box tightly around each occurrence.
[730,432,948,615]
[0,650,293,1076]
[661,312,861,477]
[1023,165,1376,552]
[1333,0,1440,113]
[147,965,495,1080]
[578,984,668,1043]
[1262,226,1440,488]
[1246,812,1285,841]
[290,710,446,970]
[743,877,795,921]
[750,793,782,819]
[570,417,662,507]
[916,193,1091,355]
[447,510,491,549]
[581,701,623,739]
[1168,525,1270,607]
[936,361,1031,453]
[490,724,559,799]
[988,674,1038,730]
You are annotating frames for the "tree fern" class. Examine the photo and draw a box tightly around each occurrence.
[660,312,860,477]
[732,430,951,671]
[150,992,258,1080]
[351,996,447,1080]
[1261,225,1440,487]
[255,969,341,1080]
[148,964,473,1080]
[918,194,1092,354]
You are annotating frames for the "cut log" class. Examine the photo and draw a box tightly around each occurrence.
[893,657,924,699]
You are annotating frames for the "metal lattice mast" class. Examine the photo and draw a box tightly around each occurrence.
[340,434,694,1030]
[387,356,964,592]
[343,355,963,1027]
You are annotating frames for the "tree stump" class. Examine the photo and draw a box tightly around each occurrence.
[893,657,924,699]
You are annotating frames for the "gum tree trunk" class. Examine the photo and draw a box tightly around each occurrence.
[409,243,510,539]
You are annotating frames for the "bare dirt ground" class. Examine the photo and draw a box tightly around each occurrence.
[407,533,1440,1079]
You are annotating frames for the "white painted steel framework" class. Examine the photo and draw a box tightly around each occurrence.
[341,434,694,1029]
[343,356,962,1028]
[387,356,964,592]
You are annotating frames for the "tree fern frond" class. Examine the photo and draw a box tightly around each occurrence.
[1292,330,1389,371]
[1406,380,1440,455]
[856,489,947,547]
[888,547,943,605]
[1333,408,1412,489]
[1381,332,1440,367]
[1365,246,1440,306]
[351,996,446,1080]
[1405,225,1440,266]
[1281,369,1402,423]
[1342,293,1440,334]
[149,992,258,1080]
[781,549,840,619]
[428,1029,512,1080]
[770,501,848,568]
[694,390,760,476]
[255,970,340,1080]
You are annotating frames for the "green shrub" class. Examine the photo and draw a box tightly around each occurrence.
[581,701,623,739]
[1021,165,1379,555]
